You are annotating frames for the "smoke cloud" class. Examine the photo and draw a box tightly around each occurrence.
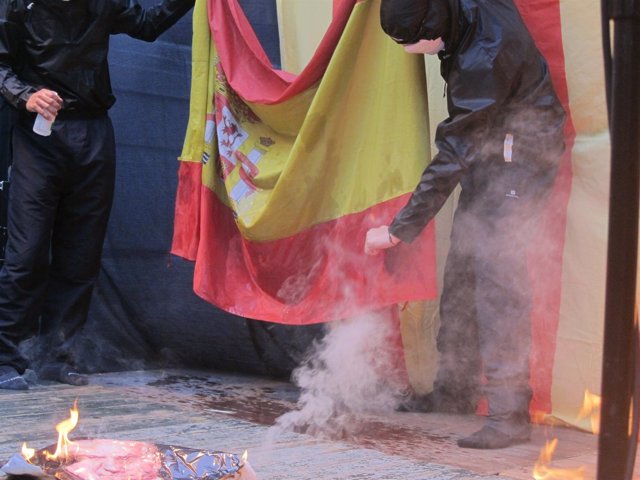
[270,310,407,440]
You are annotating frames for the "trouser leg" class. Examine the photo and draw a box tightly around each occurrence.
[0,121,62,373]
[37,116,116,369]
[469,155,557,435]
[474,218,532,435]
[434,193,482,405]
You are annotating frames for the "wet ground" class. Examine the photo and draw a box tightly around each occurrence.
[0,369,625,479]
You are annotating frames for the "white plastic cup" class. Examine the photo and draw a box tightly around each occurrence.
[33,113,54,136]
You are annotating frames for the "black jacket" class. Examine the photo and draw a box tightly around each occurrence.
[382,0,566,242]
[0,0,194,114]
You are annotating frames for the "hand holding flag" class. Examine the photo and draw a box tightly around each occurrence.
[364,225,400,256]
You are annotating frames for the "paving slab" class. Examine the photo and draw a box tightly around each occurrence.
[0,369,626,479]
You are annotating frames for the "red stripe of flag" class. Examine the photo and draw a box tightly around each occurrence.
[174,161,437,324]
[515,0,577,414]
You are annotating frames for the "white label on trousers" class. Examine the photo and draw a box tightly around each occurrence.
[503,133,514,162]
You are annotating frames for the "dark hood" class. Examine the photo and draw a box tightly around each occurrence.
[380,0,452,44]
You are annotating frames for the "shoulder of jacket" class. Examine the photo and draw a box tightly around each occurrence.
[457,0,478,21]
[2,0,29,18]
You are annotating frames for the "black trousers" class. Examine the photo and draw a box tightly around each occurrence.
[0,99,15,265]
[0,113,115,373]
[434,140,561,434]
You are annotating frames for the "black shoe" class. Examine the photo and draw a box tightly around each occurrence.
[396,391,476,414]
[457,425,530,449]
[0,366,29,390]
[396,393,435,412]
[39,364,89,386]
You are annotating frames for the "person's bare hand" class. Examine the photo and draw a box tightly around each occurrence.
[364,225,400,256]
[26,89,63,121]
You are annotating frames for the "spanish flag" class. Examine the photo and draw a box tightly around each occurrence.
[172,0,437,325]
[174,0,613,432]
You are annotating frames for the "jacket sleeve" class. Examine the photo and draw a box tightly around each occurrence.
[0,0,37,110]
[110,0,195,42]
[389,50,515,243]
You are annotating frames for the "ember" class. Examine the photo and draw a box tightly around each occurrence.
[1,402,256,480]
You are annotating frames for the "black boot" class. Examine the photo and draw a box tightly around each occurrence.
[457,425,530,449]
[397,389,476,414]
[0,366,29,390]
[38,363,89,386]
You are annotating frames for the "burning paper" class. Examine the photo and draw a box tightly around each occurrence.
[2,440,255,480]
[1,402,256,480]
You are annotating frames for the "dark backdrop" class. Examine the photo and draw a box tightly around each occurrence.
[1,0,323,377]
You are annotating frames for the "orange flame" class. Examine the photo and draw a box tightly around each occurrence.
[577,389,601,434]
[45,400,80,460]
[21,442,35,462]
[531,410,548,425]
[532,439,586,480]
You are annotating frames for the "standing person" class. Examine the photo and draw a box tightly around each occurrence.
[0,0,194,390]
[365,0,566,449]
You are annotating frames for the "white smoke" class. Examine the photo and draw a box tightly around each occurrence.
[270,310,407,440]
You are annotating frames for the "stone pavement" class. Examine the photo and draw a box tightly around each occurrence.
[0,369,605,479]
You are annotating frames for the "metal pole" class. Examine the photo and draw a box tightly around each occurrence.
[597,0,640,478]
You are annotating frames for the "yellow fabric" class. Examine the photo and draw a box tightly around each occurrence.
[399,301,440,395]
[550,134,609,431]
[550,0,609,428]
[399,55,452,394]
[180,0,431,242]
[558,0,608,136]
[276,0,332,75]
[179,0,217,165]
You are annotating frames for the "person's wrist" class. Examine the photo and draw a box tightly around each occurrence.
[23,93,35,112]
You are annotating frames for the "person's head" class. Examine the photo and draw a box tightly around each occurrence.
[380,0,450,54]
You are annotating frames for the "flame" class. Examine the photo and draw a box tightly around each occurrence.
[21,443,35,462]
[45,400,80,461]
[532,439,586,480]
[531,410,548,425]
[630,398,634,437]
[577,389,601,434]
[241,450,248,465]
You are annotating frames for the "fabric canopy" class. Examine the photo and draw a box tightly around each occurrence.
[172,0,437,325]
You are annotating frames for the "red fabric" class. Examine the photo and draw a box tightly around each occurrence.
[514,0,577,414]
[173,0,575,400]
[171,162,202,260]
[208,0,358,104]
[390,305,411,387]
[172,163,437,325]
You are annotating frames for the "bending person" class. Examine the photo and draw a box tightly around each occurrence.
[365,0,566,449]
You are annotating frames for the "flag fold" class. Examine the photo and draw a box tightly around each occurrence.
[172,0,438,324]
